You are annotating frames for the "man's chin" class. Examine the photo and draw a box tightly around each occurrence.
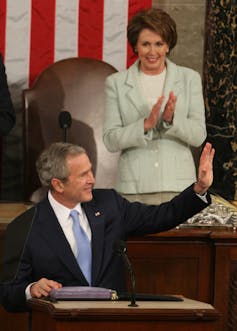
[84,192,93,202]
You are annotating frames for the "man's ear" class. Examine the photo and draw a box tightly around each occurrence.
[51,178,64,193]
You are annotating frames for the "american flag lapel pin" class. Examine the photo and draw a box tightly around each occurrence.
[95,211,101,216]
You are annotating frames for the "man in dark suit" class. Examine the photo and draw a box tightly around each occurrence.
[0,141,214,312]
[0,54,15,136]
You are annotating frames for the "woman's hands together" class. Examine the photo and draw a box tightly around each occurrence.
[144,91,177,132]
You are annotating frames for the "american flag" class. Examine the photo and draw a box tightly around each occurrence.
[0,0,152,200]
[0,0,151,99]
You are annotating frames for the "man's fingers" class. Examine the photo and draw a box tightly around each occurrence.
[31,278,62,298]
[200,142,215,163]
[210,146,215,162]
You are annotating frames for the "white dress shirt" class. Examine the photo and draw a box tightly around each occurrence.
[139,67,166,110]
[48,190,92,257]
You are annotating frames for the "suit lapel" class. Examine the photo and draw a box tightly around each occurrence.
[36,200,88,285]
[37,197,107,286]
[82,200,105,285]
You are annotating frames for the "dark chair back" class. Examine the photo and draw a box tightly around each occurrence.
[23,57,119,201]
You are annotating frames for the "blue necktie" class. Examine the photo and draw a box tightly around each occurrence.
[70,210,92,285]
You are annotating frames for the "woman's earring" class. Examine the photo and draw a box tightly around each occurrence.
[134,47,137,53]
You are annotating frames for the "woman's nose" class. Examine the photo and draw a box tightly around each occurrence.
[148,45,156,54]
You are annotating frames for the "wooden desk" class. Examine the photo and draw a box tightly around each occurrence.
[28,297,220,331]
[127,228,237,331]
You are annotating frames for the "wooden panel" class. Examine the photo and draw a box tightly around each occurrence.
[214,243,237,331]
[31,312,219,331]
[0,306,29,331]
[127,240,213,302]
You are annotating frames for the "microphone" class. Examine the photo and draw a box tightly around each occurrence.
[113,240,138,307]
[58,110,72,142]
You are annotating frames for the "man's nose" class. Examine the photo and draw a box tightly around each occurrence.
[88,171,95,183]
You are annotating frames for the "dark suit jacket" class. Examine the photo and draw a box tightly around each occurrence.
[0,54,15,136]
[0,185,211,312]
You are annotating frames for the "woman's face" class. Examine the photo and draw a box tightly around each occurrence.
[136,28,169,75]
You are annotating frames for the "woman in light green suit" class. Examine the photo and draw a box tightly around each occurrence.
[103,8,207,204]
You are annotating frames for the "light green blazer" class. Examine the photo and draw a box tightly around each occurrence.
[103,59,207,194]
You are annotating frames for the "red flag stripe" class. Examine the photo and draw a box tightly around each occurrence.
[29,0,56,87]
[1,1,153,90]
[78,0,104,60]
[0,0,7,59]
[127,0,152,68]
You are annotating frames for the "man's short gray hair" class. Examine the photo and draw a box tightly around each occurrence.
[36,142,86,189]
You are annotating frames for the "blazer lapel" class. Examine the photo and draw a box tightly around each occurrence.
[82,201,105,286]
[163,58,182,102]
[36,200,88,284]
[125,60,150,117]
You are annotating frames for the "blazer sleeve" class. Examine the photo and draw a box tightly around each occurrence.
[0,54,16,136]
[103,74,148,153]
[161,70,206,147]
[121,184,211,236]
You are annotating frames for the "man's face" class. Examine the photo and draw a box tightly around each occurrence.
[60,153,95,207]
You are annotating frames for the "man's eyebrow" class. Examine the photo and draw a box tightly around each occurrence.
[80,167,92,175]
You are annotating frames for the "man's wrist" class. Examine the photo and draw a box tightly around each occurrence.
[193,182,208,196]
[25,282,35,300]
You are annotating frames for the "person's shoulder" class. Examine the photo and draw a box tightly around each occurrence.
[179,66,200,78]
[7,197,50,231]
[174,62,201,79]
[90,189,125,212]
[5,206,36,239]
[167,58,200,77]
[92,188,119,198]
[105,60,138,84]
[105,68,128,83]
[92,188,124,204]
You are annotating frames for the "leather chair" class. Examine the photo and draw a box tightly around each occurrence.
[23,57,119,202]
